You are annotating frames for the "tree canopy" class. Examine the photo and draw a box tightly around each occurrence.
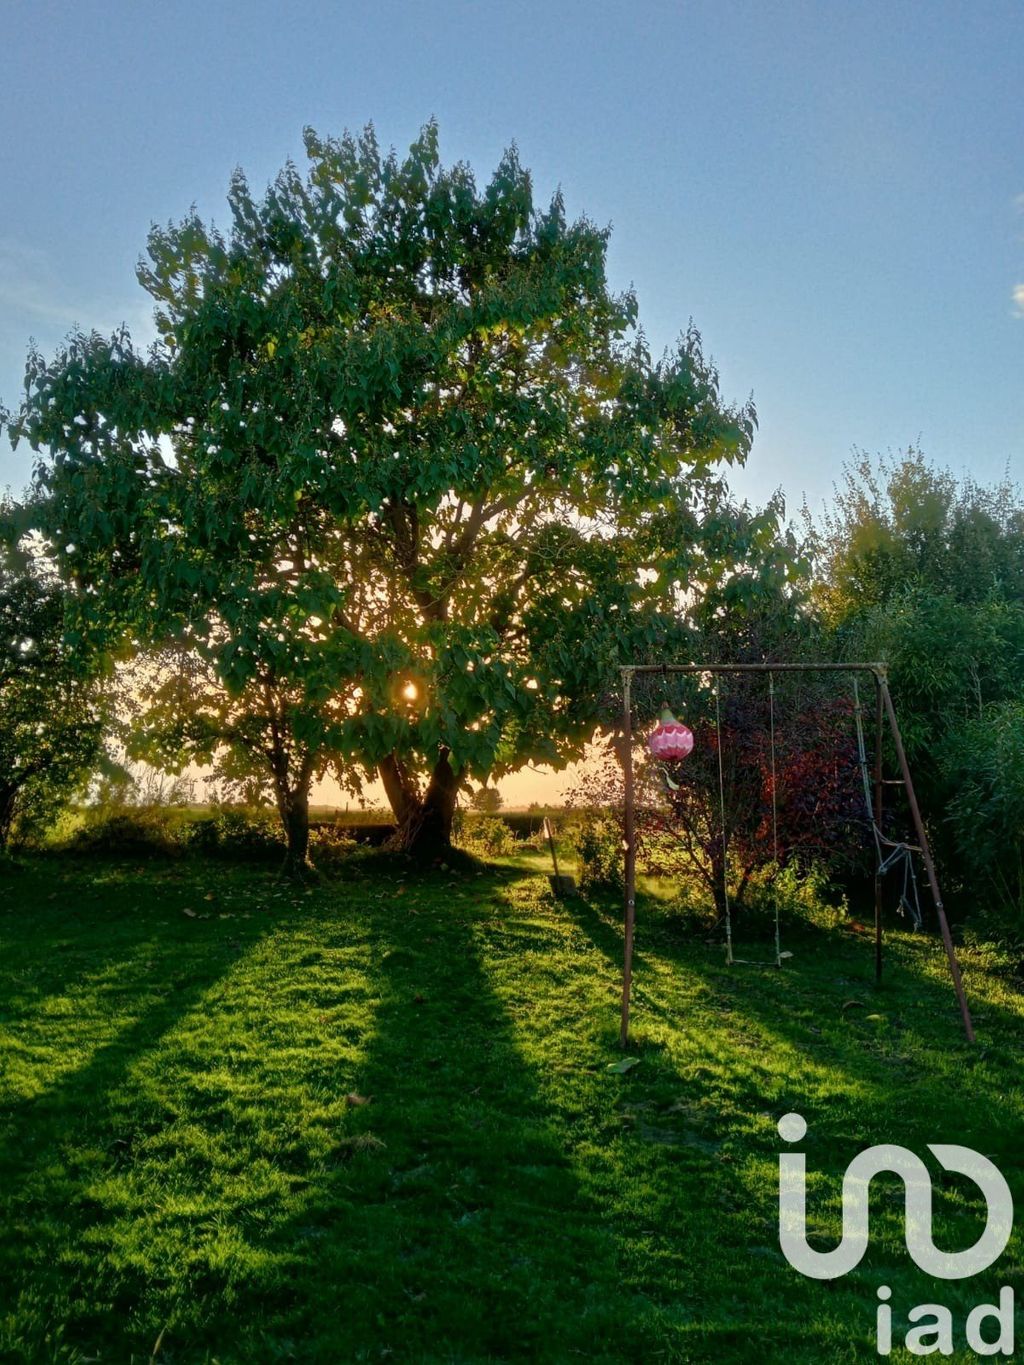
[812,450,1024,755]
[8,122,774,868]
[811,450,1024,914]
[0,502,109,848]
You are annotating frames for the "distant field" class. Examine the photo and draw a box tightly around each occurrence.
[1,852,1021,1363]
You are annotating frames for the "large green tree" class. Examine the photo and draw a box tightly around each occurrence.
[8,123,762,869]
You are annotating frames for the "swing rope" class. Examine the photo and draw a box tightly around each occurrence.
[718,674,785,968]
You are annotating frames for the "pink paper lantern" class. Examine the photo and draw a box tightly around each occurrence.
[647,707,694,761]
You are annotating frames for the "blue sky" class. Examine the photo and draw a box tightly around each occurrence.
[1,0,1022,522]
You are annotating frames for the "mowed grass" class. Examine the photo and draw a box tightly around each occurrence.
[1,852,1023,1364]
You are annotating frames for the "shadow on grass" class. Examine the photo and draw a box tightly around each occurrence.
[550,883,1024,1353]
[212,878,654,1364]
[5,857,1023,1364]
[0,860,284,1357]
[562,881,1024,1153]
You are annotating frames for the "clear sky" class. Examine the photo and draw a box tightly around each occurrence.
[2,0,1022,517]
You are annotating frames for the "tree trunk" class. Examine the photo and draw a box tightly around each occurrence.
[0,784,19,852]
[734,861,756,912]
[277,786,311,879]
[379,749,460,862]
[263,727,316,879]
[710,851,729,921]
[712,877,729,922]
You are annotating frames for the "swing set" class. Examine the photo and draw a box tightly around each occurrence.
[618,662,975,1046]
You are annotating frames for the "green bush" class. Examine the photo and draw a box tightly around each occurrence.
[309,823,357,872]
[943,701,1024,923]
[179,815,219,855]
[64,805,285,862]
[741,860,846,932]
[66,806,192,857]
[199,808,283,861]
[456,814,517,859]
[572,813,623,896]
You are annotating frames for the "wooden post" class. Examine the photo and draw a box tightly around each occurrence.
[880,680,975,1043]
[620,669,637,1047]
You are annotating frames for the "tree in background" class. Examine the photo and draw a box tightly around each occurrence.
[119,643,329,867]
[0,501,109,849]
[813,449,1024,621]
[8,122,765,870]
[643,680,862,917]
[943,701,1024,928]
[468,784,503,814]
[811,449,1024,912]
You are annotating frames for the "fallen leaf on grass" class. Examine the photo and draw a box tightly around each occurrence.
[606,1057,641,1074]
[346,1092,371,1106]
[182,908,197,918]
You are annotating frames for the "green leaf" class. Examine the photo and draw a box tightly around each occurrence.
[606,1057,640,1074]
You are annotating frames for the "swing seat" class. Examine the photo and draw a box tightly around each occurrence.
[729,952,791,967]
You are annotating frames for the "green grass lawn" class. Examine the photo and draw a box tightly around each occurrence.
[1,852,1022,1363]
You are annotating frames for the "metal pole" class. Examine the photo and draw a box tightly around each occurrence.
[620,669,637,1048]
[880,680,975,1043]
[873,676,884,985]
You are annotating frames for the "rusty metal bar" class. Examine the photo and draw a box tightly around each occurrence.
[879,679,975,1043]
[620,669,638,1048]
[622,662,887,677]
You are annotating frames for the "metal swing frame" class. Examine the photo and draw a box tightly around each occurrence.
[618,662,975,1046]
